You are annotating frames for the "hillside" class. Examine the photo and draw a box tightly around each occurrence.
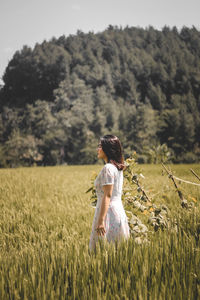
[0,25,200,166]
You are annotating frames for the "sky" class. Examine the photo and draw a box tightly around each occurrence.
[0,0,200,84]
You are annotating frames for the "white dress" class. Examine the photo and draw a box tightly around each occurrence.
[89,163,130,251]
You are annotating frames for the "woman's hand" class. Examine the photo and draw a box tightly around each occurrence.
[95,219,106,236]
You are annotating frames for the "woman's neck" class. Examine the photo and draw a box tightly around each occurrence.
[103,157,108,163]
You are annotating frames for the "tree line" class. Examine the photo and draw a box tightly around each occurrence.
[0,25,200,167]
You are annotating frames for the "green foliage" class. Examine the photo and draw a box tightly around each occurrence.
[1,43,70,106]
[123,156,175,239]
[0,26,200,166]
[0,144,7,167]
[144,143,173,164]
[5,129,43,167]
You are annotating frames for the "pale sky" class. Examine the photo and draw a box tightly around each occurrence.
[0,0,200,84]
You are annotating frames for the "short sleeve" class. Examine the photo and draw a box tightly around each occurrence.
[101,164,115,186]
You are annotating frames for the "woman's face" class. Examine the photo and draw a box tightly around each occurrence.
[97,143,107,161]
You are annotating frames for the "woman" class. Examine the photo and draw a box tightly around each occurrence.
[89,134,130,251]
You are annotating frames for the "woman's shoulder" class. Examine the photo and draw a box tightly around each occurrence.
[103,163,119,173]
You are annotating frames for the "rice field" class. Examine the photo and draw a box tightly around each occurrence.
[0,164,199,299]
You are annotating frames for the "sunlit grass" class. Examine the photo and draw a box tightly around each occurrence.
[0,164,199,299]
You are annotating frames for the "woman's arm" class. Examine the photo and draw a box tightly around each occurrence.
[96,184,113,236]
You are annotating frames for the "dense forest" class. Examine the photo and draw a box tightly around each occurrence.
[0,25,200,167]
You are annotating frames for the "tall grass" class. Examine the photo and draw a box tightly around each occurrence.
[0,164,199,299]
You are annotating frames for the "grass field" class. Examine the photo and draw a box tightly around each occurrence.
[0,164,199,299]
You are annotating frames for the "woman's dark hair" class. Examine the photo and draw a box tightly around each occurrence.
[100,135,125,170]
